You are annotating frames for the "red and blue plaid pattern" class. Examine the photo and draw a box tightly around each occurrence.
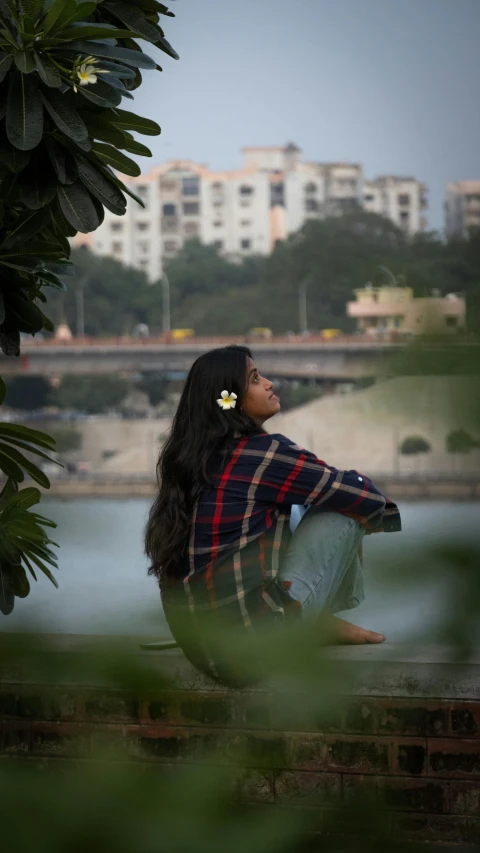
[161,433,401,679]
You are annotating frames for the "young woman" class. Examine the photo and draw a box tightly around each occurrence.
[145,345,401,684]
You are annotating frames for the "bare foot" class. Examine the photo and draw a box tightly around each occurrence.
[322,615,386,645]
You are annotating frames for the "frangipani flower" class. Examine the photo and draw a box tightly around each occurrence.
[216,390,237,410]
[77,63,98,86]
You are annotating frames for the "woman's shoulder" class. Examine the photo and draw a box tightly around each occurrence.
[238,432,305,453]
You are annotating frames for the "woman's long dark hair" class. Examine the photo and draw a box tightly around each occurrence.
[145,346,263,583]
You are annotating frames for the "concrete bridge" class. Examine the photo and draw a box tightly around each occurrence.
[0,336,405,381]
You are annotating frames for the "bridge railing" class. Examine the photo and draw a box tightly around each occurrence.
[19,332,407,348]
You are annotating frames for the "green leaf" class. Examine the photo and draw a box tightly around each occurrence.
[0,377,6,405]
[42,0,96,36]
[0,125,31,172]
[2,487,42,513]
[75,78,122,107]
[6,73,44,151]
[55,25,134,40]
[107,170,145,207]
[104,1,161,42]
[12,563,30,598]
[22,554,37,582]
[120,131,152,157]
[2,208,51,246]
[20,0,44,18]
[111,107,160,135]
[16,158,57,209]
[37,270,67,290]
[91,141,141,176]
[93,60,135,79]
[5,290,45,333]
[82,113,128,147]
[3,239,64,257]
[40,88,89,143]
[34,51,62,87]
[0,565,14,615]
[0,51,13,83]
[100,74,133,99]
[14,51,37,73]
[0,435,57,465]
[62,40,157,69]
[0,448,24,482]
[76,153,126,214]
[23,552,58,587]
[0,324,20,356]
[57,179,101,232]
[0,442,50,487]
[0,423,56,448]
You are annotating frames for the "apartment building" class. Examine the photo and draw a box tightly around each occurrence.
[73,144,427,282]
[445,181,480,239]
[363,176,428,233]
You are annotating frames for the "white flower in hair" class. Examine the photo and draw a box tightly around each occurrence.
[216,390,237,410]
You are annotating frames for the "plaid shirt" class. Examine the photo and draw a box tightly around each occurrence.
[161,432,401,681]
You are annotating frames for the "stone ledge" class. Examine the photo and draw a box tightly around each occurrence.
[1,635,479,700]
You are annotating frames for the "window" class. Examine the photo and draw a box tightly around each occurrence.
[182,177,199,196]
[398,194,410,206]
[239,185,254,196]
[240,238,251,250]
[160,179,176,192]
[138,241,149,253]
[183,202,200,215]
[112,242,122,254]
[364,194,374,202]
[163,203,176,216]
[446,317,458,327]
[111,222,123,232]
[211,181,223,191]
[240,219,252,227]
[213,200,223,209]
[213,240,223,249]
[139,260,148,268]
[305,198,319,212]
[400,211,409,224]
[184,222,199,236]
[136,222,149,231]
[137,184,148,196]
[164,240,178,253]
[305,182,317,194]
[240,200,251,207]
[213,220,223,228]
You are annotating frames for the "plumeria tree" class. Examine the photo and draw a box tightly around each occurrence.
[0,0,177,614]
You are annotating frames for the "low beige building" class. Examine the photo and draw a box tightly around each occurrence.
[347,285,465,336]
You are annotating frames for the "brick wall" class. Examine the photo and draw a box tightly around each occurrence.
[1,681,479,846]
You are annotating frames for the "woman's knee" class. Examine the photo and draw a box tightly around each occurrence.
[290,509,363,562]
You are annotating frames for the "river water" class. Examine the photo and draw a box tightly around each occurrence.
[0,500,478,643]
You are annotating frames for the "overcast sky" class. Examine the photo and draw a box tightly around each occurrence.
[132,0,480,232]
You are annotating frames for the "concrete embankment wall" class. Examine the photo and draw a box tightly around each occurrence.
[1,637,479,846]
[40,375,480,479]
[41,476,480,501]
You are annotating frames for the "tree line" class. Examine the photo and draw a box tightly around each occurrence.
[48,211,480,338]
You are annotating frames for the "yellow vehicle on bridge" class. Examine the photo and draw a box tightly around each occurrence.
[320,328,343,340]
[170,328,195,340]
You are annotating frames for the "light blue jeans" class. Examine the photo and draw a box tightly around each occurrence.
[278,505,365,615]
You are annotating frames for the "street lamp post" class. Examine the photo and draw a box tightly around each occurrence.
[299,277,310,335]
[161,271,171,336]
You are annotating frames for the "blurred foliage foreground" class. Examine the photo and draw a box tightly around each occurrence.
[1,522,480,853]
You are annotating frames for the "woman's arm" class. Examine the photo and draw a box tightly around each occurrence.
[239,434,401,533]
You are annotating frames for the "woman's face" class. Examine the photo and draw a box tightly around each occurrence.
[241,357,281,424]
